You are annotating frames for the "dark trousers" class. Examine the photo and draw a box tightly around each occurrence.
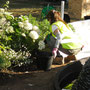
[58,44,82,55]
[46,34,82,56]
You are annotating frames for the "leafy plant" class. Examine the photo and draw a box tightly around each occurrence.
[3,1,10,10]
[38,19,50,40]
[64,83,73,90]
[0,6,51,69]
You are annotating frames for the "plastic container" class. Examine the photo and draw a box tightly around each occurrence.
[36,51,53,71]
[54,58,88,90]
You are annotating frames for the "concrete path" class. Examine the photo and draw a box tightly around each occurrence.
[70,20,90,60]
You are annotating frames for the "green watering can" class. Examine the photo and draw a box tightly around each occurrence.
[41,5,55,18]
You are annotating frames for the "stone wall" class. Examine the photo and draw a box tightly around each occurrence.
[82,0,90,18]
[68,0,90,19]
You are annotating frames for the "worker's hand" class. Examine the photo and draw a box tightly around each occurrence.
[52,48,58,59]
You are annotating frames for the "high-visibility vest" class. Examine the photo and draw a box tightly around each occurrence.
[50,21,82,49]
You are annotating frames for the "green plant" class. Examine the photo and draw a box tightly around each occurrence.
[64,83,73,90]
[0,44,11,69]
[0,6,51,69]
[38,19,50,39]
[3,1,10,10]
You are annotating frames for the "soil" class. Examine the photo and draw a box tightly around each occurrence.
[0,64,65,90]
[0,53,67,90]
[0,53,77,90]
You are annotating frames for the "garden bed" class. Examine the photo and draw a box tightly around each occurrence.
[0,57,89,90]
[0,62,65,90]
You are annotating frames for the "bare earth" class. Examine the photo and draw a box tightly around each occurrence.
[0,64,65,90]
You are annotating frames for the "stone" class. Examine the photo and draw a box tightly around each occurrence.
[68,0,90,19]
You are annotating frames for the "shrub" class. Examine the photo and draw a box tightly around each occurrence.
[0,7,50,69]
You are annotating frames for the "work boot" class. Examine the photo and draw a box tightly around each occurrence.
[53,56,63,65]
[64,55,77,63]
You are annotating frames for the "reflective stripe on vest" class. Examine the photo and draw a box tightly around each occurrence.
[50,21,82,49]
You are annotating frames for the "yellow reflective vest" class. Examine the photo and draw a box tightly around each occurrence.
[50,21,82,49]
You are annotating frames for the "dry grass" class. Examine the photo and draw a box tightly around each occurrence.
[8,7,79,22]
[8,8,42,17]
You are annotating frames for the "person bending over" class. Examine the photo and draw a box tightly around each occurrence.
[45,10,83,60]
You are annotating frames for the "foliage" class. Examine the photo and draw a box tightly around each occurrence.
[64,83,73,90]
[0,7,50,69]
[39,19,50,39]
[3,1,10,10]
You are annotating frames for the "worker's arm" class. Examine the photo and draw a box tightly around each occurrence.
[53,29,61,48]
[52,25,61,58]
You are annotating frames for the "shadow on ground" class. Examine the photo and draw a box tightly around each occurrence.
[0,65,64,90]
